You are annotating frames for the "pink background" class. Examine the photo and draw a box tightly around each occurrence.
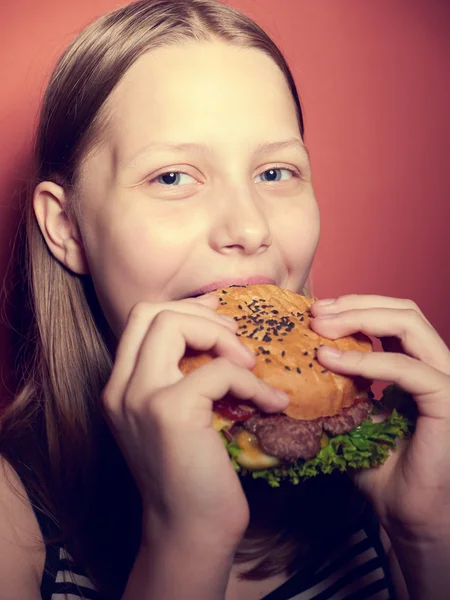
[1,0,449,403]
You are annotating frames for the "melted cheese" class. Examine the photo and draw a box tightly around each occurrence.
[235,430,280,470]
[212,413,233,432]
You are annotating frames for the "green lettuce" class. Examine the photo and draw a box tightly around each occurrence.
[221,385,416,488]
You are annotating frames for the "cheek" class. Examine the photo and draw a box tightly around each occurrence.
[84,209,201,333]
[276,199,320,267]
[90,202,198,272]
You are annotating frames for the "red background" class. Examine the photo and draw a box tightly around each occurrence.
[1,0,449,403]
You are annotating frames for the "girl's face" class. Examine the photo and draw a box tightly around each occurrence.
[75,41,320,336]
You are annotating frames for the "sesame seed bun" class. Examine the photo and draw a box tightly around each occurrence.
[179,284,373,420]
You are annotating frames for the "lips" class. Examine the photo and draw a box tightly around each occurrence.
[186,276,276,297]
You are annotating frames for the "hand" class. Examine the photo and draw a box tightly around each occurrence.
[310,294,450,542]
[101,294,288,549]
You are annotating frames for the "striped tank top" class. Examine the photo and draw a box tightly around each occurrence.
[35,502,396,600]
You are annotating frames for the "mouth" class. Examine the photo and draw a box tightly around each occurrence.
[186,276,277,298]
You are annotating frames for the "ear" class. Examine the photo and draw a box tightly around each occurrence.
[33,181,90,275]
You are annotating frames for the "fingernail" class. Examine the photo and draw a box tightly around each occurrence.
[220,314,236,322]
[240,344,255,359]
[315,298,336,306]
[316,313,338,319]
[273,389,290,402]
[195,294,218,303]
[320,346,342,358]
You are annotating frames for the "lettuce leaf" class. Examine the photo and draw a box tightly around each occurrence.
[220,433,242,472]
[221,385,416,488]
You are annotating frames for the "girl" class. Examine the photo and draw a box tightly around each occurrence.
[1,1,449,599]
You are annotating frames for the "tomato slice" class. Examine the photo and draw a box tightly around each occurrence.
[214,399,256,422]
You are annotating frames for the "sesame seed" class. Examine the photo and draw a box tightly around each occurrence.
[265,358,271,363]
[296,368,301,374]
[309,363,313,368]
[285,366,291,371]
[238,305,242,310]
[321,369,328,374]
[303,351,308,356]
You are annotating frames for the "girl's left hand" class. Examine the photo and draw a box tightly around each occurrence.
[310,294,450,542]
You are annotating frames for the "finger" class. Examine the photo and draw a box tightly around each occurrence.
[128,311,256,401]
[316,346,450,418]
[105,301,237,409]
[164,357,289,426]
[311,307,450,376]
[183,293,220,307]
[312,294,434,328]
[182,295,239,329]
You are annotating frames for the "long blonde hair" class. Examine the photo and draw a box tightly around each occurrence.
[1,1,361,597]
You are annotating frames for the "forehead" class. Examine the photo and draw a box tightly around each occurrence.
[105,41,300,162]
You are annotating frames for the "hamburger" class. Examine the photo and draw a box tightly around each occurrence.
[179,284,413,487]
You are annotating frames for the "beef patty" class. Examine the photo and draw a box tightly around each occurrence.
[237,400,372,463]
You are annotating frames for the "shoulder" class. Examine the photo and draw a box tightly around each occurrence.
[0,456,45,599]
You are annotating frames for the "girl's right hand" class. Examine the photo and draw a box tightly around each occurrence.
[101,294,289,550]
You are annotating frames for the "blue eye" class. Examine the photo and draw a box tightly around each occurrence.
[153,168,296,187]
[255,168,294,183]
[155,172,196,185]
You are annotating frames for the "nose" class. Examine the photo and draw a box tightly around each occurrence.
[208,184,272,256]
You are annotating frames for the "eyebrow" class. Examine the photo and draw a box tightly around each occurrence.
[124,137,310,170]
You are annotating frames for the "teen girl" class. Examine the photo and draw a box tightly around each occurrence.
[1,1,449,599]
